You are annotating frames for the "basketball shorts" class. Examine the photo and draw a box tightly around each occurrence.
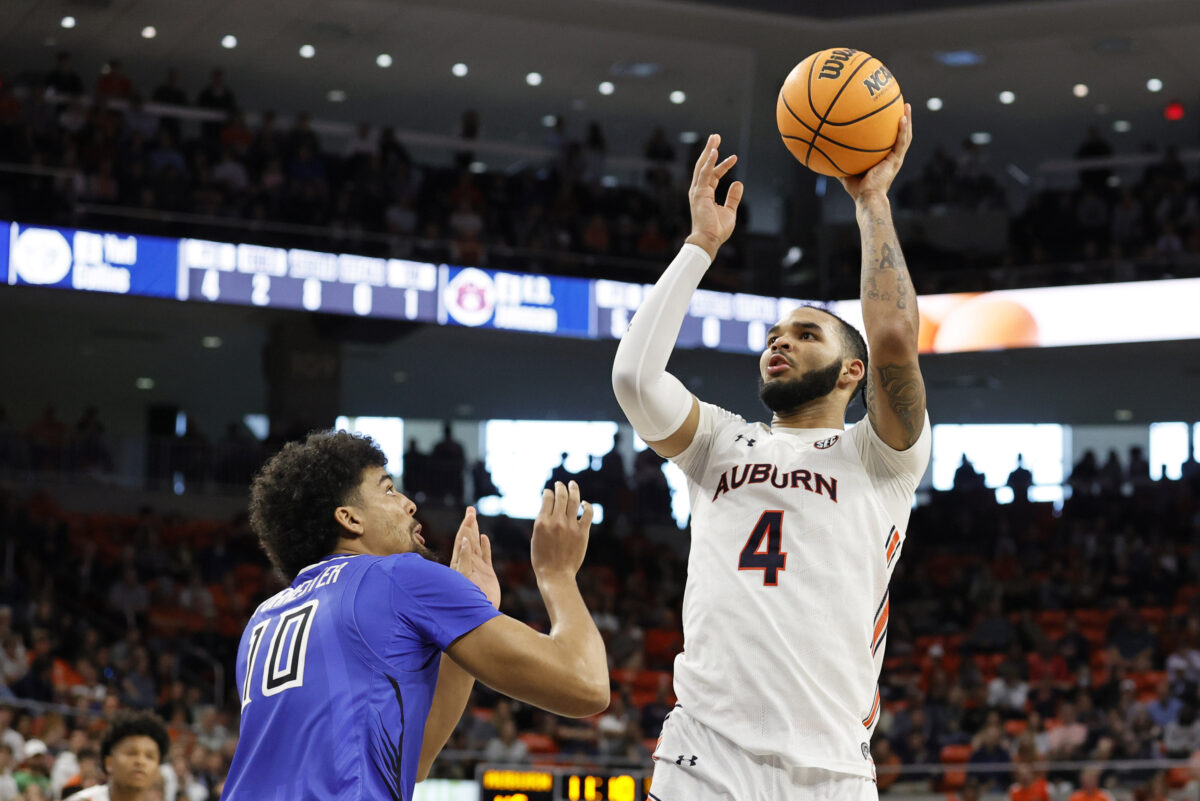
[649,706,879,801]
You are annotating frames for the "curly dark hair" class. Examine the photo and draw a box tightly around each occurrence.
[250,431,387,581]
[100,710,169,765]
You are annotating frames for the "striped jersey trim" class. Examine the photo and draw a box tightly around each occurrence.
[885,527,901,566]
[862,687,881,728]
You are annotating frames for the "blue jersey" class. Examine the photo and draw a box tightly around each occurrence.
[222,552,500,801]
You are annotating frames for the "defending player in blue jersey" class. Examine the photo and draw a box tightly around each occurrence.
[221,432,608,801]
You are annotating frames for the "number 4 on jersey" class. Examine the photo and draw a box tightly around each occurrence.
[739,510,787,586]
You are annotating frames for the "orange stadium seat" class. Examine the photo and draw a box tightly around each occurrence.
[518,732,559,755]
[939,744,973,791]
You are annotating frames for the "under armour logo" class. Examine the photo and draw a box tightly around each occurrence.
[676,755,698,766]
[734,434,756,447]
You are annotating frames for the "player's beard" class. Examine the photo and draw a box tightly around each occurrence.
[405,520,437,561]
[758,356,844,414]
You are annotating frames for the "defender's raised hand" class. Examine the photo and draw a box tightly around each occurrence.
[531,481,593,581]
[840,103,913,203]
[685,134,744,261]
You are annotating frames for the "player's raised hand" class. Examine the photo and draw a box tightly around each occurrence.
[685,133,744,261]
[840,103,913,204]
[450,506,500,608]
[531,481,594,581]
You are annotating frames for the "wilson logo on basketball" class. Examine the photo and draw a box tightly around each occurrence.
[862,66,894,98]
[816,48,859,80]
[813,435,839,449]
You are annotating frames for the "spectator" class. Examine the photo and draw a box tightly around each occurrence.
[12,740,50,797]
[1006,455,1034,502]
[1008,764,1049,801]
[1162,704,1200,757]
[1047,702,1089,759]
[873,736,901,793]
[0,746,13,801]
[481,718,527,764]
[969,723,1012,789]
[1144,678,1182,727]
[95,60,134,102]
[45,52,84,99]
[1075,127,1113,193]
[151,68,187,106]
[196,69,236,114]
[1069,767,1115,801]
[987,663,1029,717]
[107,568,148,630]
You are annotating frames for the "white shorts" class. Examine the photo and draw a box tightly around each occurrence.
[649,706,879,801]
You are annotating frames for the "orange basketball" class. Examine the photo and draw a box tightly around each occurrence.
[776,48,904,177]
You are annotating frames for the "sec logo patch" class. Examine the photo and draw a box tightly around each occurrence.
[814,435,839,449]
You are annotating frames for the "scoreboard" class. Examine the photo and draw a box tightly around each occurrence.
[176,238,440,323]
[477,768,652,801]
[3,220,820,357]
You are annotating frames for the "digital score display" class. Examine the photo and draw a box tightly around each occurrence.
[176,238,439,323]
[478,768,651,801]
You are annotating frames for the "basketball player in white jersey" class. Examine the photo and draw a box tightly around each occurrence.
[612,104,929,800]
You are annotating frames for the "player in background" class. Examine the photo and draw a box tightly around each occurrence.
[64,710,171,801]
[221,432,607,801]
[612,106,929,799]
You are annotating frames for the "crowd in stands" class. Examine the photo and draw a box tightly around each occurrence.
[0,419,1198,797]
[4,52,1199,300]
[0,52,735,288]
[881,128,1200,296]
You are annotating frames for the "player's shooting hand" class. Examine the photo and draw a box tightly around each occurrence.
[531,481,594,582]
[685,133,744,261]
[840,103,913,205]
[450,506,500,609]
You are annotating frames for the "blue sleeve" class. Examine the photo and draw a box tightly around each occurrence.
[355,554,501,672]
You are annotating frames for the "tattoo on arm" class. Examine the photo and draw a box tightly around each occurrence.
[867,362,926,448]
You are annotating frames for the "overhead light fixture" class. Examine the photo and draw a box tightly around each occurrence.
[60,16,76,29]
[970,131,992,145]
[926,97,943,111]
[1112,120,1131,133]
[468,161,487,174]
[669,90,686,104]
[598,81,614,95]
[299,44,315,59]
[376,53,392,68]
[1114,409,1133,421]
[135,377,155,390]
[541,114,557,128]
[679,131,700,144]
[141,26,156,39]
[1072,83,1089,98]
[452,62,468,77]
[201,336,222,349]
[526,72,542,86]
[221,34,238,49]
[998,90,1015,104]
[1146,78,1163,92]
[326,89,347,102]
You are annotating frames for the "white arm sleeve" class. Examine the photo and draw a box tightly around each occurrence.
[611,244,711,441]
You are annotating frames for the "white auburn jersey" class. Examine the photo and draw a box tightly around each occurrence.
[669,401,931,779]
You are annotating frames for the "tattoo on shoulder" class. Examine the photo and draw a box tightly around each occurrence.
[867,361,925,447]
